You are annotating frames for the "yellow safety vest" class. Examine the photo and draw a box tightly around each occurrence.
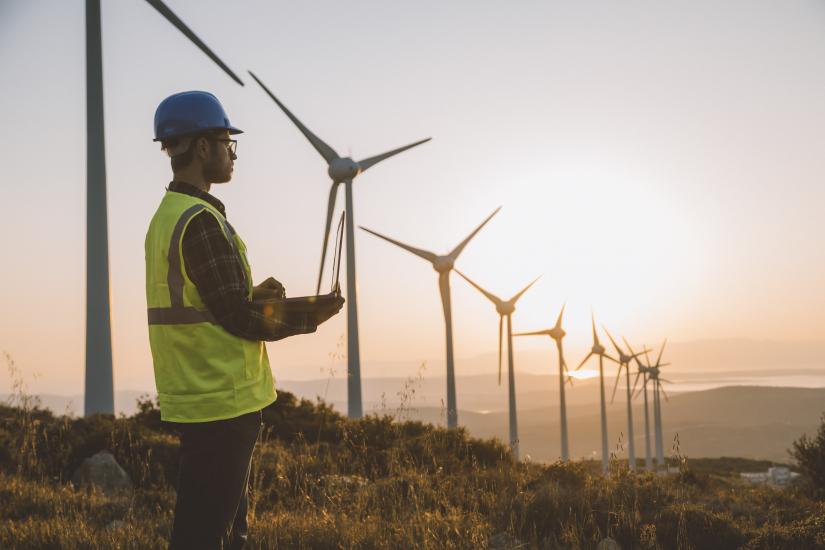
[145,190,275,422]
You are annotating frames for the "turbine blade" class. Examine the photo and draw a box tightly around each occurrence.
[554,303,566,330]
[610,366,622,404]
[633,373,648,400]
[454,270,503,307]
[656,338,668,366]
[623,337,643,367]
[356,137,432,173]
[510,275,541,304]
[513,329,551,337]
[602,353,620,365]
[359,226,438,263]
[575,352,593,371]
[247,70,339,163]
[447,207,501,261]
[498,316,503,386]
[659,382,670,402]
[438,271,452,328]
[659,378,673,384]
[602,325,624,358]
[591,312,600,346]
[316,183,339,294]
[631,370,642,395]
[146,0,244,86]
[630,348,650,361]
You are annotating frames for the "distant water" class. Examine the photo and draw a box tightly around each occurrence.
[669,373,825,393]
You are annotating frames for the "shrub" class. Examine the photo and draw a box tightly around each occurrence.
[654,504,746,550]
[791,413,825,500]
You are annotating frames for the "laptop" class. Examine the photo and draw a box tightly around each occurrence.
[254,211,344,315]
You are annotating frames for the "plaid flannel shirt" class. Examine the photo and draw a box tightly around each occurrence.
[168,181,316,341]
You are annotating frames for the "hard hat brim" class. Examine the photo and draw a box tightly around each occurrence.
[153,125,243,143]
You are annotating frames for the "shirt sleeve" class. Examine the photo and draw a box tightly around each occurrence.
[180,211,317,341]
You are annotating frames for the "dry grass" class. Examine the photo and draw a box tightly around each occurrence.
[1,351,824,549]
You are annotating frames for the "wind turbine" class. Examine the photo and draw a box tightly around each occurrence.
[514,305,572,461]
[454,271,540,460]
[247,71,431,420]
[84,0,244,416]
[575,314,619,474]
[626,339,654,470]
[603,328,649,472]
[644,341,671,470]
[359,208,500,428]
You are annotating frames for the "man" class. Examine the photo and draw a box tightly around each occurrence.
[145,90,343,549]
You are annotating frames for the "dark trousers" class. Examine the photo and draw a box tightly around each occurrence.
[168,410,263,550]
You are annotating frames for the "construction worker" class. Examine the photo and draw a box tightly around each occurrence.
[146,90,344,549]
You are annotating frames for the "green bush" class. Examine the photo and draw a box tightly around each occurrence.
[791,412,825,500]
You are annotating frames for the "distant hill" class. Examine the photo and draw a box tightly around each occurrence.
[394,386,825,463]
[5,384,823,463]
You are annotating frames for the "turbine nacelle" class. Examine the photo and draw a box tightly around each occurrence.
[592,343,606,355]
[497,302,516,316]
[328,157,361,182]
[432,256,454,274]
[549,327,566,340]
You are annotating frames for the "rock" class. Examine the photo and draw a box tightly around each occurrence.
[489,532,525,549]
[597,537,621,550]
[71,451,133,496]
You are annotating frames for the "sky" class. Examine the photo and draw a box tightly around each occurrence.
[1,0,824,395]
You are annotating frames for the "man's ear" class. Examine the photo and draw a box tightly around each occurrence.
[194,136,211,160]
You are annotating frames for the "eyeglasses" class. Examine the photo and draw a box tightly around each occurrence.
[212,138,238,156]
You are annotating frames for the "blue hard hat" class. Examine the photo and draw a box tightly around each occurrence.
[153,90,243,142]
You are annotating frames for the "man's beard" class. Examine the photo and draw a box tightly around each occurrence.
[202,154,230,183]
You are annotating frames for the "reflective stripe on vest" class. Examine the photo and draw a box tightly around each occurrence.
[148,203,237,325]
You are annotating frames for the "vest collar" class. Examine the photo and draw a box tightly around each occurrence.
[167,180,227,218]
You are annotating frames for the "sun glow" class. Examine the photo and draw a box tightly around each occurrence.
[568,369,599,380]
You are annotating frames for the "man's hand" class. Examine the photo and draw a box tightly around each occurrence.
[314,296,345,326]
[253,277,286,300]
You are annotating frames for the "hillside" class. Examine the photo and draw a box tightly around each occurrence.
[1,391,825,549]
[7,384,824,464]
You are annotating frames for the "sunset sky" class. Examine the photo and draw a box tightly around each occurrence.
[1,0,823,396]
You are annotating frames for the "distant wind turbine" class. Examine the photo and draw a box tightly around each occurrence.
[514,304,572,461]
[455,271,540,460]
[248,71,431,420]
[643,341,671,469]
[626,339,654,470]
[604,328,649,472]
[576,314,619,474]
[359,208,501,428]
[84,0,244,416]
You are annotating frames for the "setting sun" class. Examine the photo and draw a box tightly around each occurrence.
[568,369,599,380]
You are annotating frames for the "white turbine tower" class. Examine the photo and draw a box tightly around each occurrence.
[626,339,654,470]
[576,314,619,474]
[359,208,500,428]
[645,341,671,470]
[455,271,540,460]
[514,305,573,461]
[247,71,431,419]
[604,328,649,472]
[84,0,245,416]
